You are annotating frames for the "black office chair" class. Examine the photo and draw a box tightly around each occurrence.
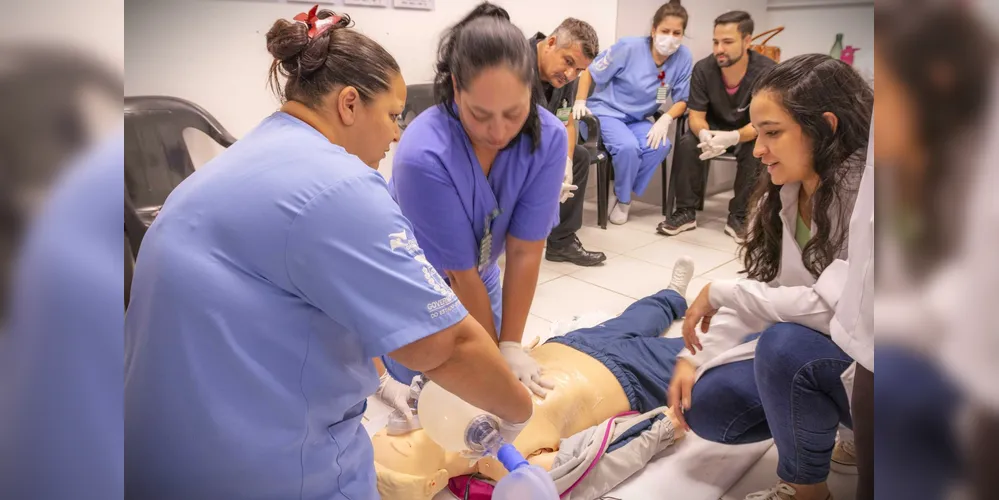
[662,113,738,217]
[401,83,436,131]
[124,96,237,260]
[586,109,680,229]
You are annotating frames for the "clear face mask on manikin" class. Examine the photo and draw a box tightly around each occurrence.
[654,34,682,57]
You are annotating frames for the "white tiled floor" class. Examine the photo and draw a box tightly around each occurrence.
[525,192,857,499]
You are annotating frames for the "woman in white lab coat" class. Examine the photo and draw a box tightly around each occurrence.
[666,54,872,500]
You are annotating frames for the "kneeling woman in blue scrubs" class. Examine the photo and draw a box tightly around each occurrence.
[576,0,694,224]
[387,4,566,398]
[123,7,531,500]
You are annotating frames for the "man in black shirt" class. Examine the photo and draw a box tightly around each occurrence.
[529,19,606,267]
[658,11,776,243]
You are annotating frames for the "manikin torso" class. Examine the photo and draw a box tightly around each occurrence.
[372,343,683,499]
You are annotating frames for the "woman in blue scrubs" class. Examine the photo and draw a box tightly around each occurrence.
[575,0,694,225]
[386,3,566,398]
[123,8,532,500]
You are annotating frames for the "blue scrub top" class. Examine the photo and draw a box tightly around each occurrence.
[586,37,693,122]
[388,104,567,288]
[0,134,123,499]
[124,112,467,500]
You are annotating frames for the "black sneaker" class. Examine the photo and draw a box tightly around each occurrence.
[657,209,697,236]
[545,236,607,267]
[725,214,746,244]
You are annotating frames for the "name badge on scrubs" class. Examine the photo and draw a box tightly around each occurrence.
[477,208,502,273]
[556,99,571,123]
[656,85,670,104]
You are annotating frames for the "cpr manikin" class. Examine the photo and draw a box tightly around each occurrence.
[373,259,697,500]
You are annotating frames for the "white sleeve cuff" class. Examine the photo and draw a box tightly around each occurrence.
[707,279,738,310]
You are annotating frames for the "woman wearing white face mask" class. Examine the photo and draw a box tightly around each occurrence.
[574,0,693,225]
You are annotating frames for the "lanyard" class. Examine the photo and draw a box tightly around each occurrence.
[477,208,502,273]
[658,70,666,87]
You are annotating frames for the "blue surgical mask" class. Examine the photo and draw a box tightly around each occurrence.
[654,34,682,57]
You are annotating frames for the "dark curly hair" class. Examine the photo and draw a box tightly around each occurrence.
[741,54,872,282]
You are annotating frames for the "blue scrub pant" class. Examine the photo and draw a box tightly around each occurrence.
[684,323,854,485]
[875,347,961,500]
[382,263,503,384]
[546,289,687,412]
[597,115,672,204]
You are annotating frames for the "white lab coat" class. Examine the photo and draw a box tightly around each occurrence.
[830,137,874,372]
[679,162,862,382]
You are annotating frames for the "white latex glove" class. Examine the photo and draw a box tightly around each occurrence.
[646,114,673,150]
[560,156,577,203]
[499,341,555,398]
[572,99,591,120]
[698,145,727,161]
[375,372,415,424]
[697,129,714,144]
[697,129,741,161]
[697,130,739,149]
[497,409,532,445]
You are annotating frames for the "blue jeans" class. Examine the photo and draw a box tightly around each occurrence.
[684,323,854,484]
[547,289,687,412]
[875,347,961,500]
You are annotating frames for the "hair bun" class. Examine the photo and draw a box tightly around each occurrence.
[266,10,354,77]
[266,19,310,64]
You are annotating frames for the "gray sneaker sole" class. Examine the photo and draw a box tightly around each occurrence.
[657,220,697,236]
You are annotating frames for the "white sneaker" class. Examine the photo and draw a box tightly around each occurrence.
[609,201,631,225]
[667,256,695,297]
[745,483,832,500]
[830,438,858,475]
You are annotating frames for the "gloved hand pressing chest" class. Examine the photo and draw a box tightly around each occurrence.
[375,372,415,424]
[499,341,554,399]
[646,114,674,150]
[560,156,578,203]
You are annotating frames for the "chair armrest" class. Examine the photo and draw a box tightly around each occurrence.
[578,114,601,151]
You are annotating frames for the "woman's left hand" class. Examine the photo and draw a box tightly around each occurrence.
[682,283,719,354]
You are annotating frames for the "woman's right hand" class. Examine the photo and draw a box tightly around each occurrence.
[572,100,591,120]
[667,358,697,431]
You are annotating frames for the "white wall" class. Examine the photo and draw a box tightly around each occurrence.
[126,0,618,173]
[766,4,874,80]
[614,0,769,62]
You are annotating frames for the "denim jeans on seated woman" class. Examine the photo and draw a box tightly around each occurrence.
[683,323,853,485]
